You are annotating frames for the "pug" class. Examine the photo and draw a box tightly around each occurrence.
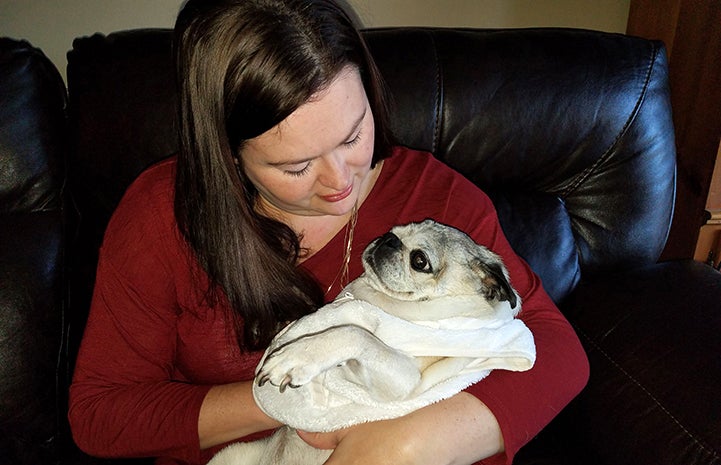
[208,219,520,465]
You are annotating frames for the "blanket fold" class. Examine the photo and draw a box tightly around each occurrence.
[253,293,535,432]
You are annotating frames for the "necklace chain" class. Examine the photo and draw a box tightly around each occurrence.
[326,203,359,294]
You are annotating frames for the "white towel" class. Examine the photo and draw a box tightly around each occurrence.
[253,293,535,433]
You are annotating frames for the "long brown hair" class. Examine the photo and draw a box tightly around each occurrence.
[173,0,393,350]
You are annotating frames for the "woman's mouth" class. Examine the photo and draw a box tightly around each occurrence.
[321,184,353,203]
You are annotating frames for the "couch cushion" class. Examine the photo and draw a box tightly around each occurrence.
[562,261,721,465]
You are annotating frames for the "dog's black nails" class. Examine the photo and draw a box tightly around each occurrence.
[257,374,269,387]
[279,374,293,393]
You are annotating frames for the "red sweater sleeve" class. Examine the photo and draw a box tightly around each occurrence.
[462,209,589,465]
[355,148,589,465]
[437,163,590,465]
[68,160,215,463]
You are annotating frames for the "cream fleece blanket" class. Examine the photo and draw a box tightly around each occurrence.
[252,292,536,433]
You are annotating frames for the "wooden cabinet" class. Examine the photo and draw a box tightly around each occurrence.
[627,0,721,261]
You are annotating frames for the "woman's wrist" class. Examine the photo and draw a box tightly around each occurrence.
[198,381,281,449]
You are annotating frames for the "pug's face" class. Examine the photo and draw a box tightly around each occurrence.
[361,219,517,308]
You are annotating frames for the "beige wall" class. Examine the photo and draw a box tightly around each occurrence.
[350,0,630,30]
[0,0,629,82]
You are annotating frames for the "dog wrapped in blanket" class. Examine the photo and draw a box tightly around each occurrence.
[209,219,535,465]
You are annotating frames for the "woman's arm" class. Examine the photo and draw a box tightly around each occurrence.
[69,162,281,461]
[299,392,503,465]
[198,381,282,449]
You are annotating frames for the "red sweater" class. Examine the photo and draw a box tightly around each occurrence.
[69,146,588,465]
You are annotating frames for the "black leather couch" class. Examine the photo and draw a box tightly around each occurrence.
[0,38,68,465]
[1,27,719,465]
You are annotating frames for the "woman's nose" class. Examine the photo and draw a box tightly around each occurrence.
[318,152,350,189]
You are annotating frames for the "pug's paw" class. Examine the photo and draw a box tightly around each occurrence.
[255,336,343,392]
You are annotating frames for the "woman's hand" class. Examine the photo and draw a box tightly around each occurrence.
[298,392,504,465]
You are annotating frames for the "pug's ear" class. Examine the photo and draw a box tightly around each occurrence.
[470,258,517,309]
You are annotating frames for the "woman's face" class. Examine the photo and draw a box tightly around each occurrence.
[241,65,376,219]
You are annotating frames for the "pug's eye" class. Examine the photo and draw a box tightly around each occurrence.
[410,250,432,273]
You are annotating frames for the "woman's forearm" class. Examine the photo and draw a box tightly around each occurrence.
[388,391,505,464]
[198,381,282,449]
[428,392,505,463]
[299,391,504,465]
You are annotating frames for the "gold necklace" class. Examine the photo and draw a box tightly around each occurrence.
[326,202,359,294]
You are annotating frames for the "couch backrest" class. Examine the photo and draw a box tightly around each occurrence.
[66,27,676,312]
[0,37,67,463]
[364,28,676,301]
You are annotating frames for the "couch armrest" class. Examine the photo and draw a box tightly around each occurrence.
[560,260,721,465]
[0,212,63,464]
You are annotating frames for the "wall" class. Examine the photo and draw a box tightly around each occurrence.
[0,0,629,82]
[351,0,629,30]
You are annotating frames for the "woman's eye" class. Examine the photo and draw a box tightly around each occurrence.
[284,162,312,177]
[343,129,362,148]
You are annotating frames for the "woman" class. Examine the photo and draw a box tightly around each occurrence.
[68,1,589,464]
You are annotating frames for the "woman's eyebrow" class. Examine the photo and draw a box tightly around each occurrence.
[268,107,367,167]
[341,106,367,142]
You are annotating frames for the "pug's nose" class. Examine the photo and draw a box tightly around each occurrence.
[378,232,402,250]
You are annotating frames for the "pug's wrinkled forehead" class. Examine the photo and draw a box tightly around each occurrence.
[391,220,473,253]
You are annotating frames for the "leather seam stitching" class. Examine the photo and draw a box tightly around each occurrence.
[429,31,443,154]
[575,324,719,460]
[560,42,659,199]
